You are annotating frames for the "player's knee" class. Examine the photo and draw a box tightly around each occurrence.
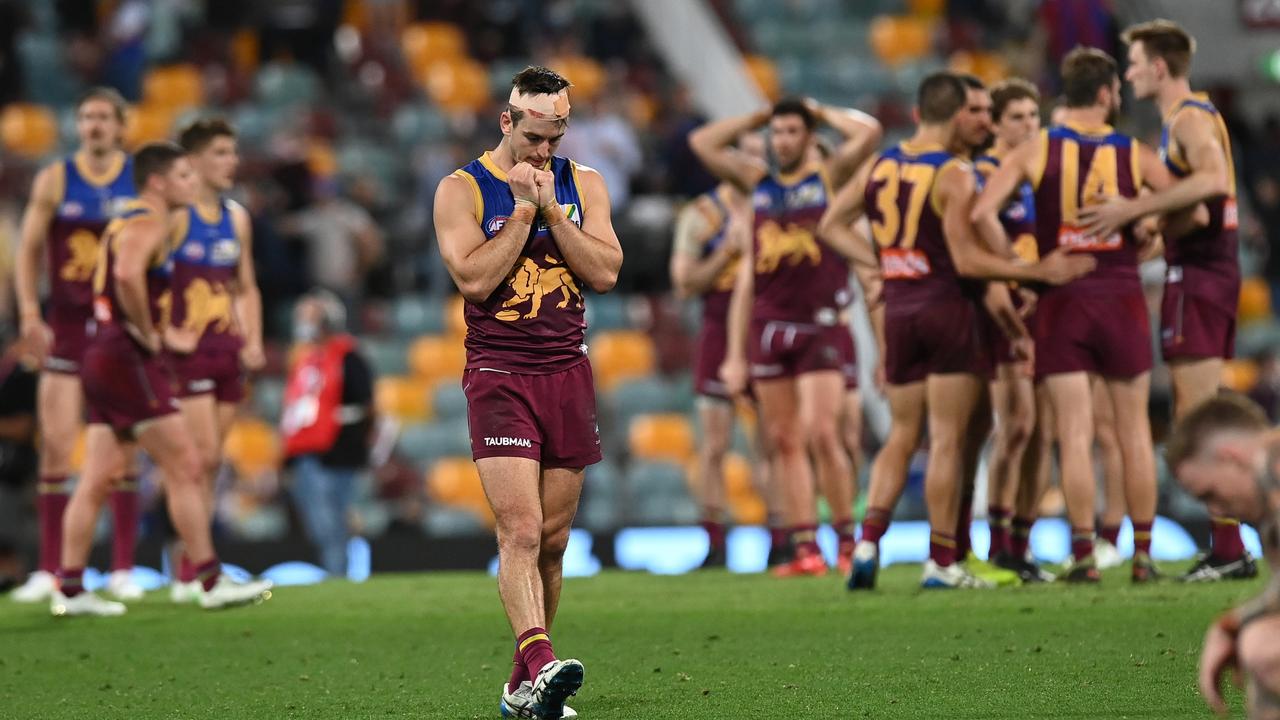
[496,518,542,556]
[765,423,803,457]
[1240,620,1280,691]
[806,421,842,457]
[162,445,204,488]
[701,429,731,460]
[538,526,571,563]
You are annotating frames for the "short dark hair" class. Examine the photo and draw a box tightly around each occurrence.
[1122,19,1195,78]
[1061,47,1119,108]
[178,117,236,153]
[991,78,1041,122]
[508,65,571,126]
[917,72,967,124]
[771,97,816,130]
[77,86,128,124]
[957,73,985,91]
[133,141,187,189]
[1166,392,1269,471]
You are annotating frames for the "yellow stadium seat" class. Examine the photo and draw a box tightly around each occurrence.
[949,50,1009,87]
[230,29,260,74]
[908,0,945,17]
[224,419,281,476]
[143,64,205,111]
[445,295,467,337]
[421,57,490,113]
[723,453,756,499]
[589,330,656,389]
[870,16,934,66]
[549,56,605,101]
[408,335,466,385]
[306,139,338,178]
[427,457,494,525]
[1239,276,1272,324]
[124,104,177,148]
[375,375,434,421]
[0,103,58,158]
[67,429,87,473]
[629,414,695,463]
[402,22,467,75]
[743,55,780,102]
[1222,359,1260,393]
[729,493,767,525]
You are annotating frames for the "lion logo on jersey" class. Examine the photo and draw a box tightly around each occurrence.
[754,220,820,273]
[182,279,234,335]
[60,230,101,282]
[495,255,583,322]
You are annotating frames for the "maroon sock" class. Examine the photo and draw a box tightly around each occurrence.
[37,476,71,574]
[988,506,1012,558]
[860,507,891,545]
[834,519,856,548]
[1132,520,1153,557]
[929,531,957,567]
[1099,523,1121,547]
[1070,528,1094,561]
[955,496,974,560]
[194,557,221,592]
[516,627,556,678]
[507,647,528,694]
[701,518,726,551]
[1210,517,1244,560]
[110,478,140,572]
[58,567,85,598]
[791,525,820,557]
[179,554,197,583]
[1011,516,1034,558]
[768,525,788,553]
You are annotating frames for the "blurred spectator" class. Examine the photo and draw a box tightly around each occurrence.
[0,0,27,104]
[104,0,149,99]
[255,0,342,77]
[558,90,643,213]
[280,291,375,576]
[0,335,40,590]
[282,177,384,310]
[658,86,716,199]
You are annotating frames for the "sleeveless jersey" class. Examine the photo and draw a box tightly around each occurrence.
[1160,94,1240,312]
[975,153,1039,262]
[751,164,850,324]
[168,200,243,354]
[698,186,741,326]
[865,143,971,310]
[452,152,589,373]
[1032,123,1142,294]
[46,152,135,325]
[91,200,172,345]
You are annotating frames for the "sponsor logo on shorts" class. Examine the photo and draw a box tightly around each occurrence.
[485,436,533,448]
[189,378,216,393]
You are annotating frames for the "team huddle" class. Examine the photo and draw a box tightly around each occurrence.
[12,89,272,616]
[677,20,1256,592]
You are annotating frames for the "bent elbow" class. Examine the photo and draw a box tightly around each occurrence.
[589,270,619,294]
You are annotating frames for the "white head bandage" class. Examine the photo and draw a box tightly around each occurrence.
[508,87,571,121]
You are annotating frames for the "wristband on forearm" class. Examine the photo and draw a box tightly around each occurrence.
[541,203,567,228]
[511,200,537,224]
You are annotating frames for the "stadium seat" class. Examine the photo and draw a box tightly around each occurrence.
[125,104,178,148]
[224,419,281,477]
[948,50,1009,87]
[229,29,260,74]
[401,22,467,74]
[375,375,433,422]
[142,64,205,111]
[579,460,623,530]
[0,103,58,157]
[254,62,322,108]
[397,419,472,465]
[608,376,694,428]
[869,15,934,66]
[1221,359,1259,393]
[250,377,285,423]
[590,330,656,390]
[426,456,493,525]
[584,292,628,331]
[407,335,466,385]
[420,57,490,113]
[549,56,605,101]
[392,102,450,149]
[628,414,695,463]
[361,338,411,376]
[743,55,781,102]
[392,296,446,337]
[445,295,467,337]
[1239,276,1272,324]
[625,461,697,525]
[431,382,468,420]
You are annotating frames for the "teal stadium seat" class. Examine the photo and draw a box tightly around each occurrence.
[392,103,451,149]
[254,62,322,109]
[626,461,698,526]
[251,377,286,424]
[578,461,623,530]
[362,338,410,376]
[584,292,628,331]
[392,296,446,336]
[607,375,695,428]
[397,419,472,466]
[432,383,468,421]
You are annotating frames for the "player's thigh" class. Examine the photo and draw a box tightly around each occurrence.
[136,414,201,474]
[883,381,926,439]
[538,466,585,539]
[476,456,543,531]
[81,424,126,490]
[1169,357,1223,418]
[842,389,863,439]
[179,393,221,467]
[754,377,801,447]
[696,397,735,456]
[37,372,83,454]
[925,373,984,441]
[1044,372,1093,443]
[216,401,239,447]
[796,369,845,433]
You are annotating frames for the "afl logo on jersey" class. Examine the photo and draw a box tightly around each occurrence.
[212,239,239,264]
[1005,202,1027,221]
[59,201,85,218]
[487,216,509,235]
[753,191,772,210]
[182,242,206,261]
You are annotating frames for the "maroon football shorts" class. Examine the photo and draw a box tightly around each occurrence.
[1160,276,1237,362]
[169,349,246,403]
[82,335,180,437]
[44,315,94,375]
[1034,287,1153,380]
[884,299,991,386]
[748,320,849,382]
[463,358,602,468]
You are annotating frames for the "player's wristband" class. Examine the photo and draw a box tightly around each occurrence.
[542,203,567,228]
[510,202,537,224]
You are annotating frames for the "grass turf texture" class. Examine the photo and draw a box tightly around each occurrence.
[0,564,1262,719]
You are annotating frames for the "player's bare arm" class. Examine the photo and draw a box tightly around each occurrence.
[670,198,737,299]
[433,167,537,303]
[817,160,881,299]
[719,246,754,396]
[688,110,771,195]
[539,165,622,293]
[229,201,265,371]
[943,162,1093,285]
[811,100,884,189]
[112,217,168,354]
[15,163,63,359]
[1080,111,1227,236]
[971,134,1038,227]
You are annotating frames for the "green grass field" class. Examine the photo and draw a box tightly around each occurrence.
[0,564,1263,719]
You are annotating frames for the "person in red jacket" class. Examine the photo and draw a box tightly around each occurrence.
[281,290,375,577]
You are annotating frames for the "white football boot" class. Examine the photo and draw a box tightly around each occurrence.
[198,574,273,610]
[51,590,127,617]
[11,571,57,603]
